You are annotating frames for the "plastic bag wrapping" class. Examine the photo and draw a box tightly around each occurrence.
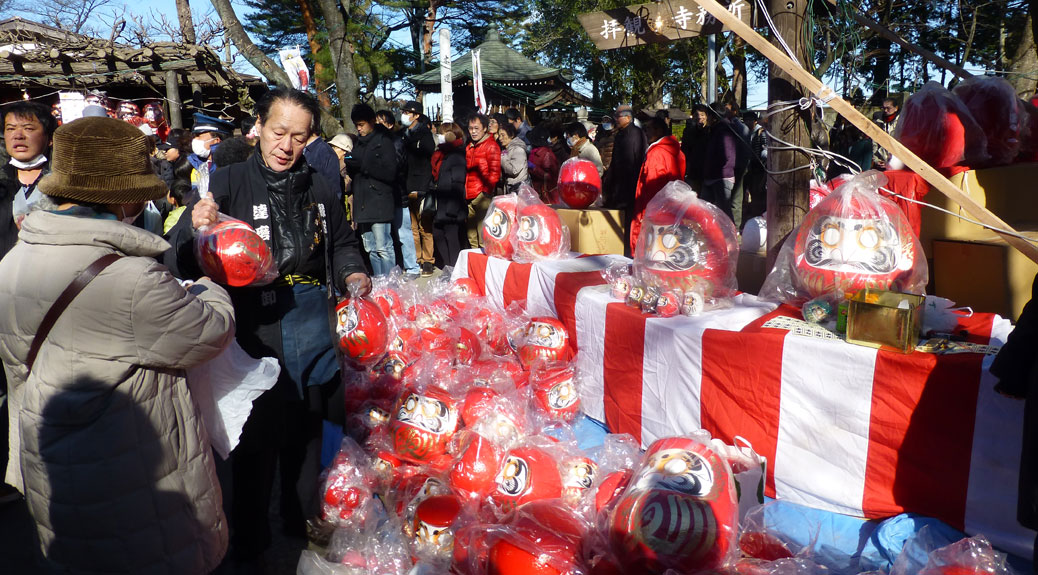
[607,434,740,574]
[1017,98,1038,162]
[488,437,565,514]
[319,436,377,526]
[894,82,988,169]
[517,316,574,369]
[733,557,833,575]
[194,214,278,287]
[558,157,603,209]
[892,528,1016,575]
[513,184,571,262]
[186,339,280,459]
[389,383,462,465]
[759,171,928,306]
[953,76,1021,166]
[324,498,414,575]
[335,295,390,369]
[481,193,519,259]
[632,180,739,301]
[474,500,591,575]
[529,361,581,423]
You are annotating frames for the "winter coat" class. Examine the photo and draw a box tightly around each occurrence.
[0,209,234,574]
[501,138,530,189]
[432,141,468,225]
[603,123,647,215]
[596,132,615,172]
[304,137,345,199]
[571,139,604,176]
[465,135,501,200]
[0,161,50,259]
[528,146,560,200]
[403,122,436,195]
[631,135,686,252]
[704,119,738,180]
[346,126,400,223]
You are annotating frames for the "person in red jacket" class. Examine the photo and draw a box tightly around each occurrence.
[630,117,686,253]
[527,125,560,203]
[464,113,501,249]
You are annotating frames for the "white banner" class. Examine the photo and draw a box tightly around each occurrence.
[278,46,310,90]
[439,28,453,124]
[58,92,85,123]
[472,49,488,115]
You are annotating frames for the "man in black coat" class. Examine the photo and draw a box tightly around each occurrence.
[602,104,647,255]
[400,101,437,276]
[346,104,400,276]
[164,87,370,568]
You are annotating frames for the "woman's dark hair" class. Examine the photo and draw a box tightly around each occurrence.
[441,122,465,142]
[2,101,57,137]
[528,125,550,148]
[173,157,194,182]
[375,109,395,127]
[168,178,190,207]
[212,136,256,169]
[564,122,588,139]
[491,113,508,128]
[255,86,321,135]
[498,122,518,139]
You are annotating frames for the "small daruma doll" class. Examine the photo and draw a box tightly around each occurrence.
[482,194,519,259]
[518,317,572,368]
[335,298,390,368]
[634,181,738,298]
[390,386,460,464]
[195,219,276,287]
[492,446,563,511]
[558,157,602,209]
[792,173,925,299]
[609,436,738,574]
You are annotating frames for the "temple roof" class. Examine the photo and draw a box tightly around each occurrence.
[409,30,572,87]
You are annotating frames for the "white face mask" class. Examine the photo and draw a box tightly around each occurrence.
[120,203,146,225]
[602,123,613,131]
[566,136,578,148]
[191,138,210,158]
[401,113,412,126]
[436,134,447,145]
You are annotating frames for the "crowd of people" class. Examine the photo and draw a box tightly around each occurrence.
[0,86,903,574]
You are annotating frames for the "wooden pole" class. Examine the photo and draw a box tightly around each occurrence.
[764,0,813,263]
[695,0,1038,265]
[165,70,183,129]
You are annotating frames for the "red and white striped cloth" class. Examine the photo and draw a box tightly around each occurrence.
[452,249,1034,558]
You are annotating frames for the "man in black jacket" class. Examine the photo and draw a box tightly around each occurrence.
[376,108,419,278]
[165,87,370,569]
[347,104,399,276]
[602,104,647,255]
[400,101,436,276]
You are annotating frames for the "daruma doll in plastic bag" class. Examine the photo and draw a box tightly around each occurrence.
[335,297,390,368]
[482,193,519,259]
[633,180,738,298]
[953,75,1021,166]
[761,171,927,304]
[195,217,277,287]
[515,186,570,262]
[558,157,602,209]
[608,436,739,574]
[894,81,988,169]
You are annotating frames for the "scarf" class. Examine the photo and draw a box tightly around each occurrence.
[431,138,464,180]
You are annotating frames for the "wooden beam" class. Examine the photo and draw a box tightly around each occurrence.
[166,69,183,129]
[696,0,1038,265]
[824,0,971,81]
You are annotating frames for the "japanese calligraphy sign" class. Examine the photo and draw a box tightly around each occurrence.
[578,0,753,50]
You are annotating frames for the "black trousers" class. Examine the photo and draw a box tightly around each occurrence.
[433,221,465,268]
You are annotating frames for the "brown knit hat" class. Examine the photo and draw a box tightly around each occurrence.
[38,116,167,203]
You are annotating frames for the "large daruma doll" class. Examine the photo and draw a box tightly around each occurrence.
[633,181,738,298]
[390,385,460,464]
[482,193,519,259]
[195,219,276,287]
[515,187,570,262]
[558,157,602,209]
[609,436,739,574]
[792,172,926,299]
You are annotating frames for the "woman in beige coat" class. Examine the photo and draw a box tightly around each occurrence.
[0,117,235,574]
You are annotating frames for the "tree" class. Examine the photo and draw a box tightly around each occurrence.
[14,0,112,34]
[175,0,196,44]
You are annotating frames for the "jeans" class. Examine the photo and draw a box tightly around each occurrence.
[703,177,736,223]
[360,222,396,276]
[393,205,420,274]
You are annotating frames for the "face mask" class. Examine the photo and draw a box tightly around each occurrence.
[191,138,210,158]
[120,203,145,225]
[566,136,578,148]
[602,123,613,131]
[401,113,412,126]
[437,134,447,145]
[9,155,47,170]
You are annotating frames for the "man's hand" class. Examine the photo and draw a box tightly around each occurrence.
[345,272,372,297]
[191,198,220,230]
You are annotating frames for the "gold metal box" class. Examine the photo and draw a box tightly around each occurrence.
[845,289,925,354]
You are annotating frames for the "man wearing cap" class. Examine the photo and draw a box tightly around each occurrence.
[400,101,436,276]
[602,104,647,254]
[188,112,234,195]
[0,116,234,573]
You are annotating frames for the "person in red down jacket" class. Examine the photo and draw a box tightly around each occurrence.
[527,125,560,203]
[464,113,501,249]
[630,116,686,253]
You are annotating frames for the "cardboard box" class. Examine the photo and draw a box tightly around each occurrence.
[919,163,1038,320]
[555,207,626,255]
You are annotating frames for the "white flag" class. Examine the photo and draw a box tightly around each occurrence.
[472,49,488,115]
[278,46,310,90]
[439,28,454,124]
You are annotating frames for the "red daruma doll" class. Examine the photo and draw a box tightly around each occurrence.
[194,218,277,287]
[558,157,602,209]
[335,297,390,368]
[609,436,739,574]
[482,193,519,259]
